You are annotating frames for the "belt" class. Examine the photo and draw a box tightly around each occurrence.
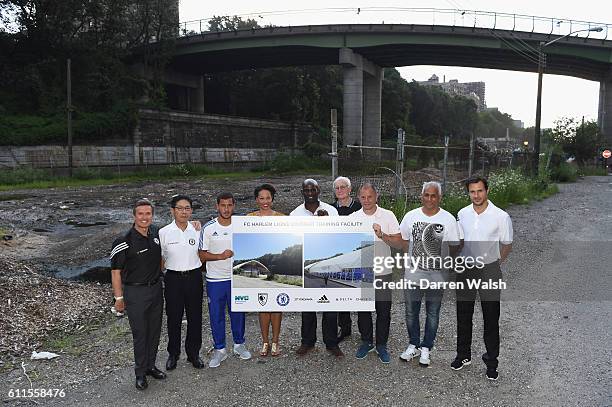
[123,277,160,286]
[166,268,200,276]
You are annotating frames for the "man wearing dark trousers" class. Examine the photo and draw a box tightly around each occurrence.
[160,194,205,370]
[290,179,343,358]
[452,176,513,381]
[110,199,166,391]
[331,176,361,342]
[349,183,403,364]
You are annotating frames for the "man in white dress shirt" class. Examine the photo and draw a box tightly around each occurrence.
[159,194,205,370]
[451,176,513,381]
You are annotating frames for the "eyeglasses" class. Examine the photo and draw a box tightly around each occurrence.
[173,206,192,212]
[334,185,349,190]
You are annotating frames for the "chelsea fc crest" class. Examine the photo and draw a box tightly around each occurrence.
[276,293,290,306]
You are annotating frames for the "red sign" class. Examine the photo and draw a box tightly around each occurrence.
[603,149,612,159]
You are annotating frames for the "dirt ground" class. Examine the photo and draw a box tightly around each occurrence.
[0,174,326,270]
[0,174,610,406]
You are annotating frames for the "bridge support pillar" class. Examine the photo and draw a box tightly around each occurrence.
[363,66,383,148]
[192,75,205,114]
[342,61,363,146]
[340,48,382,147]
[598,72,612,145]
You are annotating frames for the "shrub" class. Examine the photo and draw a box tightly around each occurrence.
[302,142,329,158]
[268,153,327,174]
[0,167,53,184]
[379,169,558,219]
[0,104,137,146]
[550,162,578,182]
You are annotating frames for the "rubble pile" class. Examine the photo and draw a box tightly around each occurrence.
[0,258,109,358]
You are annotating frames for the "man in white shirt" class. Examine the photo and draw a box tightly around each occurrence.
[349,183,403,364]
[291,179,343,358]
[398,182,460,367]
[451,176,513,381]
[159,195,204,370]
[198,192,252,368]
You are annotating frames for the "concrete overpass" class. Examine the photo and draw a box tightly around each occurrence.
[164,23,612,145]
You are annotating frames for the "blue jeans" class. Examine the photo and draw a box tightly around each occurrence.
[404,286,444,349]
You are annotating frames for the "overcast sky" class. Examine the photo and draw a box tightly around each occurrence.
[179,0,611,128]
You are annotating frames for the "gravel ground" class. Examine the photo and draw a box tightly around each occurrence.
[0,175,611,406]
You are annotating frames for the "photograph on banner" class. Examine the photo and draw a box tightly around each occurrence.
[303,233,374,288]
[231,216,376,311]
[232,233,303,288]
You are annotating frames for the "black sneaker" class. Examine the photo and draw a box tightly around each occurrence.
[486,368,499,381]
[450,356,472,370]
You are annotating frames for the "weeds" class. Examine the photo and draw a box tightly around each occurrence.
[0,164,258,191]
[379,169,558,218]
[577,166,608,176]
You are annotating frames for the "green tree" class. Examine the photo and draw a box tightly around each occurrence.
[207,15,259,31]
[550,117,599,165]
[476,108,522,140]
[381,68,412,139]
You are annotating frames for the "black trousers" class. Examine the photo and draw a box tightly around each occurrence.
[301,312,338,349]
[358,273,392,346]
[338,312,352,334]
[164,269,203,359]
[124,280,163,376]
[456,261,502,369]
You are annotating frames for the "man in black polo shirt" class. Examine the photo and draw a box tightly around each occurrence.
[331,176,361,342]
[110,198,166,390]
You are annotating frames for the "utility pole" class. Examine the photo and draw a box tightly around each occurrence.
[330,109,338,181]
[533,26,603,177]
[442,135,449,193]
[395,128,405,199]
[468,133,474,177]
[67,58,73,177]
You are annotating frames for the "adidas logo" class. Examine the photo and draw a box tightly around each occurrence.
[212,231,218,236]
[317,295,330,304]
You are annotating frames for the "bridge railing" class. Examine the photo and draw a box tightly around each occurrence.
[178,8,610,41]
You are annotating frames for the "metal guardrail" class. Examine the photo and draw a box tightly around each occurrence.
[178,8,610,41]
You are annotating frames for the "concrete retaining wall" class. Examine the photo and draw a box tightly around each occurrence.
[0,145,280,168]
[0,109,314,168]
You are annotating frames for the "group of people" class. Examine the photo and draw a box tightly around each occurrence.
[110,174,512,390]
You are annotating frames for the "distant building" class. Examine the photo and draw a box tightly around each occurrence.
[478,135,515,151]
[512,119,525,129]
[418,74,486,111]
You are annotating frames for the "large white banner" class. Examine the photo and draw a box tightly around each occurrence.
[231,216,376,312]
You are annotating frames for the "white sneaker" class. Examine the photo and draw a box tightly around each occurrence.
[233,343,252,360]
[399,344,420,362]
[419,347,431,366]
[209,348,228,368]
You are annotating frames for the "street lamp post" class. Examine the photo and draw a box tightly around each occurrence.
[533,26,603,176]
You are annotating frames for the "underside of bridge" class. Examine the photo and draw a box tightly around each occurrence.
[158,24,612,145]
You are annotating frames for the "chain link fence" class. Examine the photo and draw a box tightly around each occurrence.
[335,129,531,205]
